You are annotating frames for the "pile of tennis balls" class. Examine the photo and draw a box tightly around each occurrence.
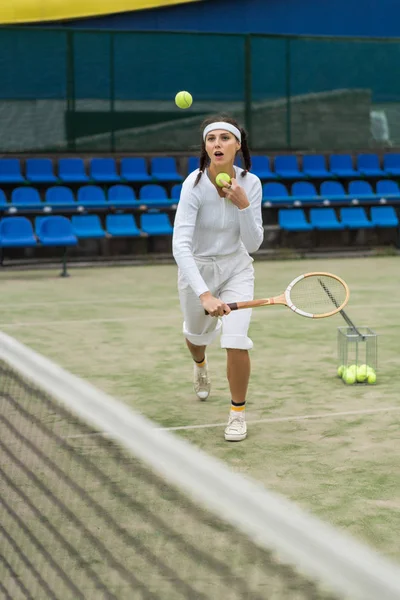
[337,364,377,385]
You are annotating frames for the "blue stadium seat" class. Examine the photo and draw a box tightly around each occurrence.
[320,181,348,202]
[302,155,333,179]
[150,158,183,182]
[0,190,8,208]
[90,158,120,183]
[108,185,137,207]
[383,154,400,177]
[71,215,106,239]
[274,156,305,179]
[370,206,399,228]
[141,212,173,236]
[329,155,359,178]
[356,154,386,177]
[262,182,289,204]
[309,208,344,230]
[376,180,400,200]
[0,217,37,247]
[171,184,182,201]
[348,181,377,201]
[26,158,58,183]
[278,209,313,231]
[339,207,374,229]
[188,157,200,173]
[77,186,107,207]
[106,214,141,237]
[34,216,48,235]
[0,159,25,183]
[58,158,89,183]
[291,182,320,202]
[11,187,43,208]
[120,158,151,182]
[45,187,76,207]
[36,216,78,246]
[251,156,277,180]
[139,184,172,208]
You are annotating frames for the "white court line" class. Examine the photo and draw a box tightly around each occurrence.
[63,406,400,438]
[1,298,399,311]
[1,302,399,328]
[0,315,181,328]
[159,407,400,431]
[0,296,178,309]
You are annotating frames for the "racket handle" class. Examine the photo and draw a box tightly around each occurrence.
[204,302,237,316]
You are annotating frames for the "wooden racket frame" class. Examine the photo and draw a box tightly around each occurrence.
[226,272,350,319]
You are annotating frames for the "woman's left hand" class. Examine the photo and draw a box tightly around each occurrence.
[222,178,250,210]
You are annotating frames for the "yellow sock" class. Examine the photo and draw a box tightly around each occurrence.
[194,357,206,368]
[231,400,246,412]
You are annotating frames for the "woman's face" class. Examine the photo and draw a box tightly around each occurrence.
[205,129,241,169]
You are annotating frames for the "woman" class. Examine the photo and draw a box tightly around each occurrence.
[172,115,264,442]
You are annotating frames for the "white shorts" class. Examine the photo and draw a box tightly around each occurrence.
[178,250,255,350]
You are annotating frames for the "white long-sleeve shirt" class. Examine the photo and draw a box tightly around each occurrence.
[172,166,264,297]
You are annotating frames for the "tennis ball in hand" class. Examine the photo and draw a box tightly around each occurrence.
[175,91,193,109]
[216,173,231,188]
[356,364,368,383]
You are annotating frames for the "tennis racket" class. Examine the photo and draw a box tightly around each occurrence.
[206,272,350,319]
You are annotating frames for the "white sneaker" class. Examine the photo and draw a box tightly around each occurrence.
[193,360,211,401]
[224,410,247,441]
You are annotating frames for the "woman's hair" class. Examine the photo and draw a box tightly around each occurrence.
[194,114,251,186]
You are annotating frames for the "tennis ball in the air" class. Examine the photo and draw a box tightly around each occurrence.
[343,369,356,385]
[356,364,368,383]
[175,91,193,109]
[337,365,345,378]
[216,173,231,188]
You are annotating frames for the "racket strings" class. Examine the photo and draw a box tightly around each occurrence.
[289,275,347,316]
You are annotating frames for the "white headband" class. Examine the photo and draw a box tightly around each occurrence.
[203,122,241,143]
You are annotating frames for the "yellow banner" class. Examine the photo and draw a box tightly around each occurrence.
[0,0,202,24]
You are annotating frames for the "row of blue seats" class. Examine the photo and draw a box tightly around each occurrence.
[0,158,183,184]
[0,213,173,248]
[3,153,400,185]
[0,184,182,210]
[252,154,400,180]
[278,207,399,231]
[263,180,400,205]
[2,207,396,249]
[3,179,400,213]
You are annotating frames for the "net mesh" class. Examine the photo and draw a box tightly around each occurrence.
[1,333,400,600]
[0,360,337,600]
[289,274,348,316]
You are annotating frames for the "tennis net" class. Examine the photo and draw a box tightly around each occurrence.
[1,330,400,600]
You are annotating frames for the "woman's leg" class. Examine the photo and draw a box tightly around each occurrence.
[226,348,250,404]
[186,339,206,363]
[219,264,254,441]
[186,339,210,400]
[178,271,220,400]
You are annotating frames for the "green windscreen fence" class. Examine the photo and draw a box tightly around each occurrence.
[1,28,399,153]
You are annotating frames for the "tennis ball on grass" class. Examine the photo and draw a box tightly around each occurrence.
[216,173,231,188]
[175,91,193,109]
[356,364,368,383]
[337,365,345,378]
[343,369,356,385]
[367,367,377,384]
[347,364,357,377]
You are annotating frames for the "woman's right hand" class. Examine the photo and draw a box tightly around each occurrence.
[200,292,231,317]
